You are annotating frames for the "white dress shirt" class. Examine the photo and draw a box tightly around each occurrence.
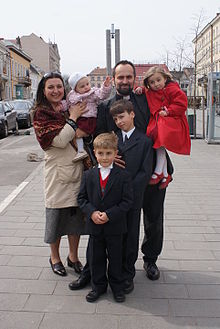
[122,127,135,142]
[98,163,113,180]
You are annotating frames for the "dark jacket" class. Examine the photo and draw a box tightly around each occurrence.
[77,164,133,235]
[117,129,153,209]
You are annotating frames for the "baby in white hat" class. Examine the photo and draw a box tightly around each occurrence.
[67,73,112,162]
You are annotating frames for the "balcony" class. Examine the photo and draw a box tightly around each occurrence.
[17,76,31,86]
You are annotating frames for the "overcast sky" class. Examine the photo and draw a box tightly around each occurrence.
[1,0,220,75]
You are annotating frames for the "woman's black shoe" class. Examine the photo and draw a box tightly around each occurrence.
[67,257,83,274]
[49,258,67,276]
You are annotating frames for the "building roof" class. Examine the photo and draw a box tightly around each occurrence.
[1,39,32,61]
[134,64,169,77]
[88,67,107,75]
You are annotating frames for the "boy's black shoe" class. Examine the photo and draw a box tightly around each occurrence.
[113,291,126,303]
[86,289,106,302]
[123,280,134,294]
[69,275,90,290]
[143,262,160,281]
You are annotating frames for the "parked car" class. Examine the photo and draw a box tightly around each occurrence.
[10,100,32,128]
[0,101,18,138]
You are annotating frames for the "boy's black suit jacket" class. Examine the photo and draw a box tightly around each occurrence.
[116,129,153,209]
[77,164,133,236]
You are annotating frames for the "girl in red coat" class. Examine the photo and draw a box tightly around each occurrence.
[137,66,191,189]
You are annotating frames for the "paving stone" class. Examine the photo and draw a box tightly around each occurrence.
[187,284,220,299]
[7,255,49,267]
[170,299,220,317]
[126,282,188,299]
[118,315,196,329]
[0,237,25,246]
[0,311,44,329]
[164,232,205,241]
[204,233,220,241]
[163,271,220,284]
[0,278,56,294]
[23,294,95,313]
[0,293,29,311]
[0,245,49,256]
[179,260,220,271]
[194,317,220,329]
[39,313,118,329]
[0,222,35,229]
[174,241,220,251]
[0,229,16,236]
[0,254,11,265]
[169,226,215,233]
[161,249,214,260]
[14,229,44,237]
[0,266,42,279]
[97,297,169,316]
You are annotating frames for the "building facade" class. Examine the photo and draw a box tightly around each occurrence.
[0,41,11,100]
[20,33,60,74]
[88,67,107,88]
[3,40,32,99]
[193,13,220,97]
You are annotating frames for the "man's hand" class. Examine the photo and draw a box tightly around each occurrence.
[134,86,143,95]
[103,76,112,87]
[159,106,168,117]
[114,154,125,168]
[159,110,168,117]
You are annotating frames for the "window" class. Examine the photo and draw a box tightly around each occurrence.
[97,76,100,81]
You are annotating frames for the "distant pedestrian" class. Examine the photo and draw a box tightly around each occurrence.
[67,73,112,161]
[136,66,191,189]
[33,72,86,277]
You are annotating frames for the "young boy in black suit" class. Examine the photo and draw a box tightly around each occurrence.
[77,132,133,303]
[110,99,153,294]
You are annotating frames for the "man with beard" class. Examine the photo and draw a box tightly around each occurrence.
[69,60,173,293]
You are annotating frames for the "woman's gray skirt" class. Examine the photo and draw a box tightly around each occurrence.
[44,207,86,244]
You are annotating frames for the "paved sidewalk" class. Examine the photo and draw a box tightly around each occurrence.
[0,139,220,329]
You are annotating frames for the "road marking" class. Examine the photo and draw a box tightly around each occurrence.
[0,181,29,214]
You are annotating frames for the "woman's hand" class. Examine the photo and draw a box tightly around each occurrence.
[69,102,87,121]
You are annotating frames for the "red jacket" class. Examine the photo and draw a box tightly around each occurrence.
[146,82,191,155]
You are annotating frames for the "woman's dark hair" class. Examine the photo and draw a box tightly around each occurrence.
[35,72,66,107]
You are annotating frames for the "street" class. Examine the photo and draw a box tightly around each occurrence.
[0,128,43,203]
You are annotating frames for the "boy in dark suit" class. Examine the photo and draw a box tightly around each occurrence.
[109,99,153,294]
[77,132,133,303]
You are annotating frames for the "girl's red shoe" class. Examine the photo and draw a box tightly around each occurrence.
[159,175,173,190]
[149,173,164,185]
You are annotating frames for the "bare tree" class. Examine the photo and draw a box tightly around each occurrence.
[190,9,207,138]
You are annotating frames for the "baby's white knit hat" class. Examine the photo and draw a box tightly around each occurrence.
[68,72,87,90]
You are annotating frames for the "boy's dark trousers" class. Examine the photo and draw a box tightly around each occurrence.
[89,233,124,294]
[122,208,141,282]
